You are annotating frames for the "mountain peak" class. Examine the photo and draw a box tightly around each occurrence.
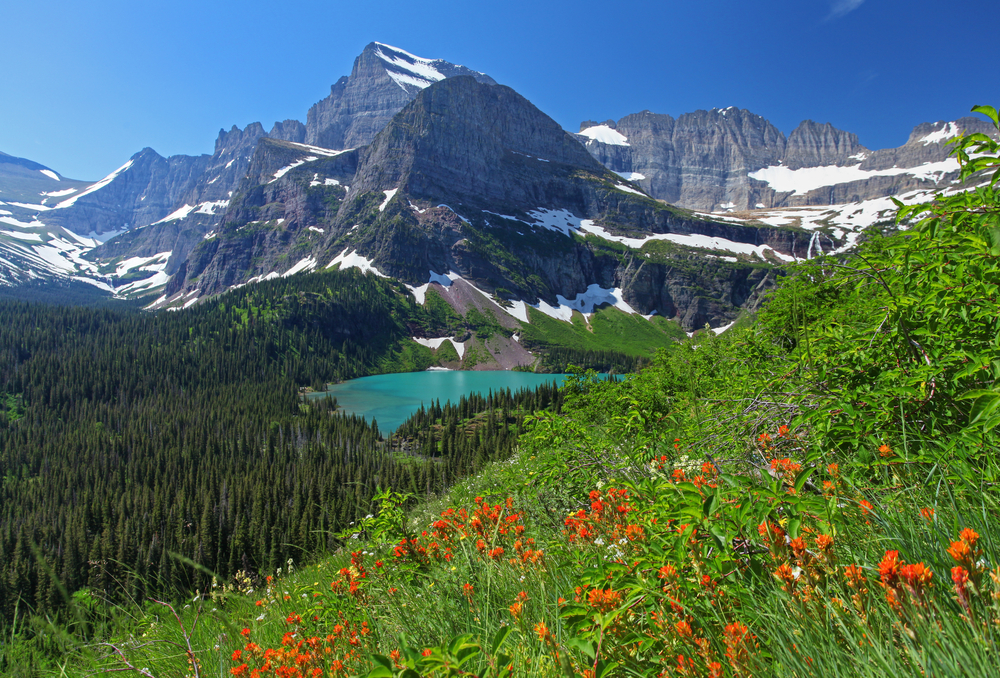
[305,43,496,152]
[353,75,604,206]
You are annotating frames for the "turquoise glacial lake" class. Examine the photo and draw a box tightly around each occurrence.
[306,370,579,435]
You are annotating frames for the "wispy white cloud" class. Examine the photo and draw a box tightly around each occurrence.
[827,0,865,20]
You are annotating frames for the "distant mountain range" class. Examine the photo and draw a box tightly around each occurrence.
[0,41,991,338]
[576,110,990,212]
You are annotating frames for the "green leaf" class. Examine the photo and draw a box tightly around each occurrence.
[370,654,394,671]
[564,636,597,659]
[490,626,512,656]
[595,659,619,678]
[794,467,817,494]
[972,104,999,126]
[709,523,729,550]
[495,654,513,675]
[702,491,720,518]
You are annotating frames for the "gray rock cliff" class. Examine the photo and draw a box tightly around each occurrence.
[579,111,996,211]
[305,42,496,151]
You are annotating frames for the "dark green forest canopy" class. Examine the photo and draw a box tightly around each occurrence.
[0,270,564,627]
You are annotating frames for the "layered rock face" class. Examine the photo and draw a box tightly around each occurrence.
[579,112,995,211]
[305,42,497,151]
[168,77,796,329]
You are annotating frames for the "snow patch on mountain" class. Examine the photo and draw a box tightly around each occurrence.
[8,201,52,211]
[310,175,341,188]
[576,220,794,262]
[412,336,466,358]
[42,188,77,198]
[283,256,318,277]
[373,42,447,91]
[527,208,581,236]
[53,160,134,209]
[614,171,646,181]
[196,200,229,215]
[154,204,197,224]
[114,252,170,277]
[1,230,43,242]
[920,122,961,146]
[282,142,350,157]
[749,158,959,196]
[327,248,387,277]
[380,188,398,212]
[615,183,648,197]
[39,169,60,181]
[270,156,317,183]
[532,285,636,321]
[579,125,630,146]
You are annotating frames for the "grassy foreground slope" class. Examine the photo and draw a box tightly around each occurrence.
[8,107,1000,677]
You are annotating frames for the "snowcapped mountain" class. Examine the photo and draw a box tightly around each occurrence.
[305,42,497,150]
[0,42,992,337]
[148,76,795,332]
[577,111,993,212]
[0,42,498,296]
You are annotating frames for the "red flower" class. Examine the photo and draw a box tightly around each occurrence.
[878,550,900,587]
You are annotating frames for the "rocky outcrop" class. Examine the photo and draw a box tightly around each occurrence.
[579,111,996,211]
[268,119,306,144]
[579,109,786,211]
[74,44,496,260]
[783,121,863,169]
[305,42,496,151]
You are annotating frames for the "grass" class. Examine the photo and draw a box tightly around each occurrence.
[51,419,1000,678]
[519,305,683,358]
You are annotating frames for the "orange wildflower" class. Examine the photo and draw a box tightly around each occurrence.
[948,540,972,565]
[900,562,933,603]
[959,528,980,548]
[534,622,550,642]
[878,550,901,588]
[774,563,797,593]
[843,564,869,612]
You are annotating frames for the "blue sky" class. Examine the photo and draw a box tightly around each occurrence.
[3,0,996,180]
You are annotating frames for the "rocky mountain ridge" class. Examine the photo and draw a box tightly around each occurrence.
[151,76,799,336]
[578,110,993,211]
